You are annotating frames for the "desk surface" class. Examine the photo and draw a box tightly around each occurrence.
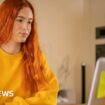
[58,98,105,105]
[58,104,86,105]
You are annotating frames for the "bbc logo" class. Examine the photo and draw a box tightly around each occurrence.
[0,90,14,97]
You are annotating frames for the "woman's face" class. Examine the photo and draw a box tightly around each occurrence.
[11,7,33,43]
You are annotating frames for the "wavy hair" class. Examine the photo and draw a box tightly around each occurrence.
[0,0,48,94]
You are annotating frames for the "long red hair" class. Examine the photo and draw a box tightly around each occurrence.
[0,0,48,94]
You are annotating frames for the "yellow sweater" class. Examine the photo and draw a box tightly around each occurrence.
[0,48,59,105]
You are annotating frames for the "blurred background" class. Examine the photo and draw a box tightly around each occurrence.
[1,0,105,104]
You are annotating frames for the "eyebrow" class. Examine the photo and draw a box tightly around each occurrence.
[16,16,33,21]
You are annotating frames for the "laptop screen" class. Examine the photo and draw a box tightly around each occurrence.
[88,58,105,105]
[97,71,105,98]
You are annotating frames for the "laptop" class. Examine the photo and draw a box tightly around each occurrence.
[88,57,105,105]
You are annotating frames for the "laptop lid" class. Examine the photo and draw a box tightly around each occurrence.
[88,57,105,105]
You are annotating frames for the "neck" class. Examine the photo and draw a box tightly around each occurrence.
[1,41,21,54]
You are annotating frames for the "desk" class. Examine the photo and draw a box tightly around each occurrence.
[58,98,105,105]
[58,104,86,105]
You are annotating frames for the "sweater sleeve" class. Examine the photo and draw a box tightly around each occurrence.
[5,53,59,105]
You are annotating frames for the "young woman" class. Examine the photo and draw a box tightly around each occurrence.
[0,0,58,105]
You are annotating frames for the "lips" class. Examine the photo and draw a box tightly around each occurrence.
[20,32,28,37]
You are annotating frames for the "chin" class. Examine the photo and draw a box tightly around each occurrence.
[21,40,27,43]
[19,38,27,43]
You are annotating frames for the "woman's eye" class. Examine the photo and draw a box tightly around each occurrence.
[16,19,23,22]
[28,21,32,24]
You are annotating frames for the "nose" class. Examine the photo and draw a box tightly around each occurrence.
[22,22,28,30]
[21,21,29,30]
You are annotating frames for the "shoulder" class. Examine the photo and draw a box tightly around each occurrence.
[40,52,59,91]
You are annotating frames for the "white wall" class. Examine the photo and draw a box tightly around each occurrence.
[83,0,105,103]
[33,0,84,103]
